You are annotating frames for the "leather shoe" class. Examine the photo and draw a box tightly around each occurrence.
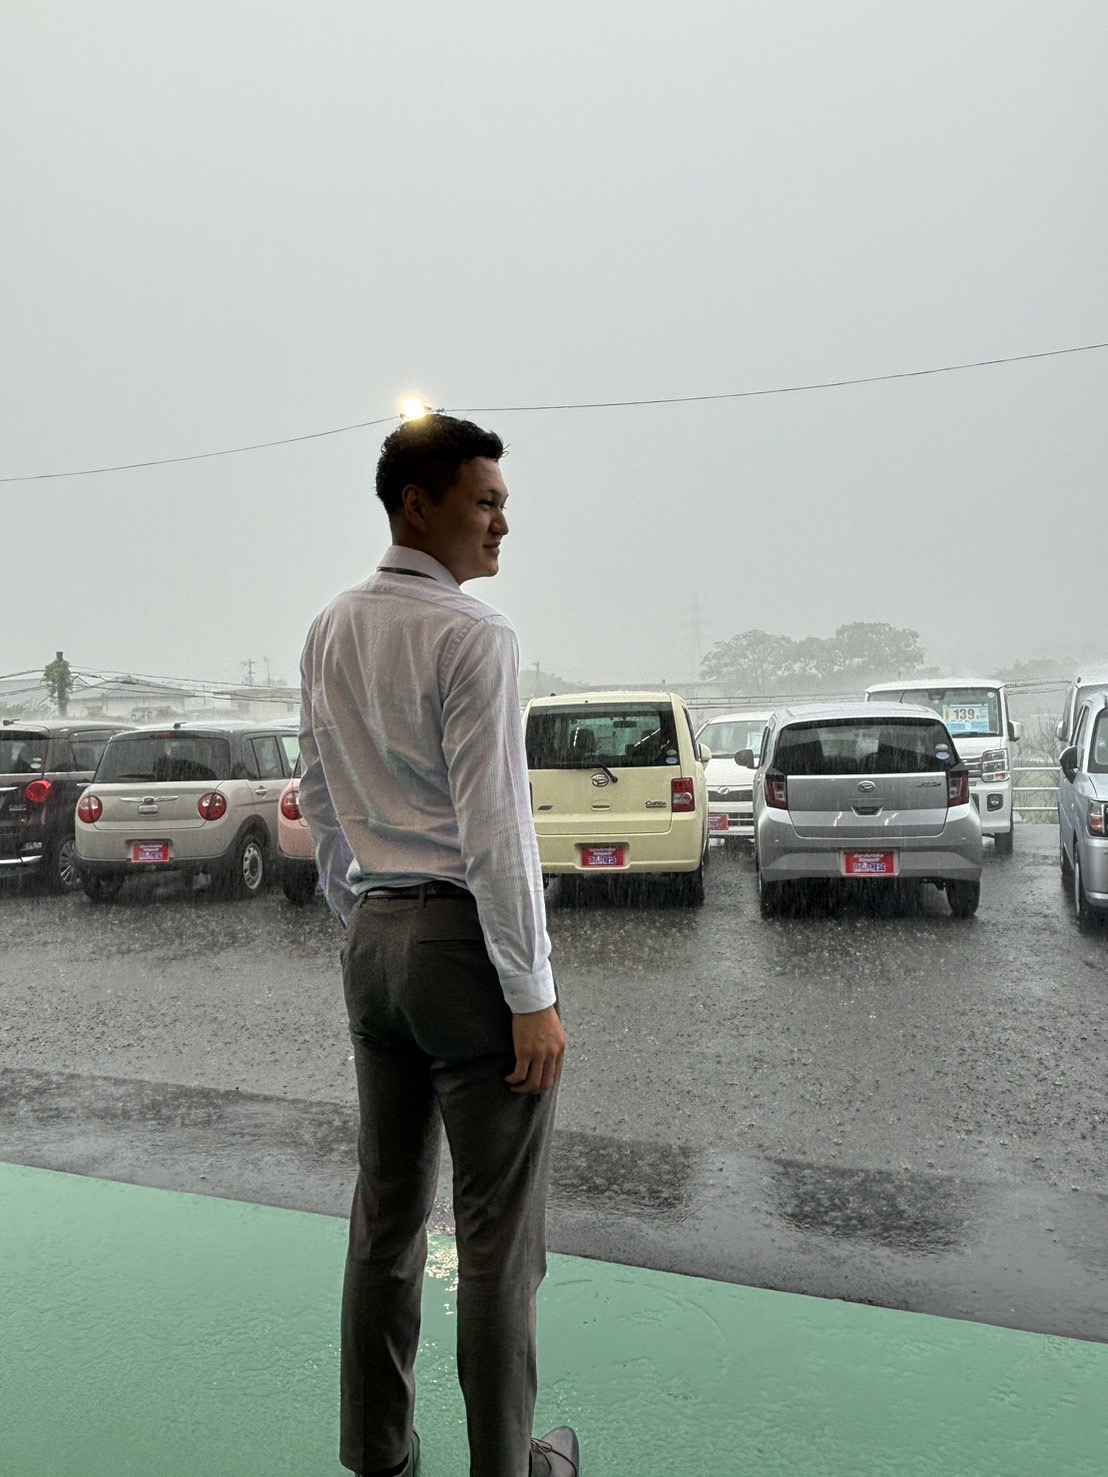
[530,1426,579,1475]
[359,1431,419,1477]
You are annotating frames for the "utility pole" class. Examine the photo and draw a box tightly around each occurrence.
[43,650,72,717]
[242,658,255,687]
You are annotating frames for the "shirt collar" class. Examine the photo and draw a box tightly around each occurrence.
[377,545,460,590]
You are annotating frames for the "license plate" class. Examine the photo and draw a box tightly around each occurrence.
[843,850,897,877]
[709,814,729,832]
[132,841,170,864]
[580,844,625,869]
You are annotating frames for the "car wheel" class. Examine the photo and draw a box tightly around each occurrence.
[82,873,125,904]
[994,824,1014,857]
[282,867,317,905]
[946,879,980,918]
[675,864,705,907]
[1059,829,1073,883]
[757,860,784,918]
[47,836,83,893]
[222,834,266,899]
[1074,851,1092,930]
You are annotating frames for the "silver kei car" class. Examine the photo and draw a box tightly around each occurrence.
[749,702,983,918]
[1057,691,1108,928]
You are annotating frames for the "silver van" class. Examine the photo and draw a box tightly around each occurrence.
[1056,671,1108,745]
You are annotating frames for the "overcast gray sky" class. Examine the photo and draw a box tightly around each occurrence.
[4,1,1107,689]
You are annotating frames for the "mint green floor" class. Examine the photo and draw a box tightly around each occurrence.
[2,1163,1105,1476]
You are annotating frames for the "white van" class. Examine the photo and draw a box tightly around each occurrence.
[1056,671,1108,745]
[523,690,710,904]
[865,679,1021,854]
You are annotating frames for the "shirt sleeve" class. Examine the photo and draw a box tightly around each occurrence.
[298,629,358,926]
[441,617,555,1013]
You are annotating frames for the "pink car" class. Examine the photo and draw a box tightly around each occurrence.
[277,776,318,903]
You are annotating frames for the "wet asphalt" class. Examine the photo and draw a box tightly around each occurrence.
[1,825,1105,1342]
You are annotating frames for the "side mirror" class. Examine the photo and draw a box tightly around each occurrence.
[734,748,756,768]
[697,744,712,763]
[1059,746,1079,783]
[1008,720,1022,742]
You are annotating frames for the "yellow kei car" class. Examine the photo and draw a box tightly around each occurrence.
[523,690,710,905]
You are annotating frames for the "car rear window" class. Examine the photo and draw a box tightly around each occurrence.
[526,704,681,769]
[773,719,956,776]
[96,734,230,783]
[0,734,48,774]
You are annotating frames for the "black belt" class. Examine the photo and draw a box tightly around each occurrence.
[361,881,472,901]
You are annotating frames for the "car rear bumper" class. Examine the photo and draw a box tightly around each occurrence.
[756,806,983,881]
[537,828,706,874]
[758,847,982,882]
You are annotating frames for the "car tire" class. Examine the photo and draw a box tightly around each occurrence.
[946,879,980,918]
[282,867,317,905]
[46,836,83,893]
[1059,829,1073,883]
[82,873,125,904]
[994,824,1014,857]
[1074,851,1093,930]
[221,833,267,899]
[675,864,705,907]
[757,861,784,918]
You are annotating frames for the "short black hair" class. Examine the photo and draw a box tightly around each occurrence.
[375,413,505,518]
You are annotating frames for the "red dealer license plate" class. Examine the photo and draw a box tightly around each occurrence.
[580,844,626,869]
[843,850,897,877]
[709,814,729,832]
[132,841,170,864]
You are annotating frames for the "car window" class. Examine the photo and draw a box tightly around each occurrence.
[1073,705,1090,758]
[1090,713,1108,774]
[526,704,681,769]
[280,733,299,772]
[0,734,48,774]
[69,734,114,772]
[251,735,286,780]
[696,720,766,758]
[96,734,230,783]
[773,719,955,775]
[884,687,1003,738]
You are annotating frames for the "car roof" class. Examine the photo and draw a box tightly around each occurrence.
[0,719,133,734]
[527,690,682,708]
[103,721,288,737]
[773,701,949,724]
[1073,671,1108,687]
[865,678,1006,692]
[696,710,772,724]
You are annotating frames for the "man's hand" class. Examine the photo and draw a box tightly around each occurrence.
[505,1005,566,1094]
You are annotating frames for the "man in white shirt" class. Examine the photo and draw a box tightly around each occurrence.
[299,414,578,1477]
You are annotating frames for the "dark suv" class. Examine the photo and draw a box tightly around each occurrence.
[0,720,133,891]
[74,722,299,901]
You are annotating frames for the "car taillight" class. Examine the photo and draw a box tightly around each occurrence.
[77,793,102,823]
[764,773,788,809]
[947,769,970,807]
[980,748,1010,783]
[671,777,696,811]
[280,789,302,821]
[25,779,52,805]
[198,791,228,821]
[1088,802,1108,837]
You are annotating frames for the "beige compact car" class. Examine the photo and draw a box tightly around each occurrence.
[523,690,710,905]
[75,722,298,901]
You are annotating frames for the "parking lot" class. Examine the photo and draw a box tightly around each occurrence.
[1,825,1105,1341]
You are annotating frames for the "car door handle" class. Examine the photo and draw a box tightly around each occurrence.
[254,786,269,796]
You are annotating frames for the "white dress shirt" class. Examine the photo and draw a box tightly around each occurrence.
[298,545,555,1014]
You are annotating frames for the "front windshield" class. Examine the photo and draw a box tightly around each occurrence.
[1090,713,1108,774]
[883,687,1002,738]
[696,719,766,760]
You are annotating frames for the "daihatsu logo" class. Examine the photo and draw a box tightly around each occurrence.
[856,780,877,793]
[591,772,610,787]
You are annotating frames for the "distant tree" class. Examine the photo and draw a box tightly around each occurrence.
[701,622,925,695]
[42,651,73,717]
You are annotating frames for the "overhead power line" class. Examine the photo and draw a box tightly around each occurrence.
[3,339,1107,484]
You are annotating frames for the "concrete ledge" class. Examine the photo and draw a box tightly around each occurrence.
[2,1161,1106,1475]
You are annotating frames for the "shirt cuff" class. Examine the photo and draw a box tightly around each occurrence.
[499,963,557,1014]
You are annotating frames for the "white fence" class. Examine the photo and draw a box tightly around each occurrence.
[1013,764,1058,821]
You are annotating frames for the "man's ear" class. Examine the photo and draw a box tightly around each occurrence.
[400,483,428,530]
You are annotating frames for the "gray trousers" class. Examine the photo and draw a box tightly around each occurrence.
[339,891,558,1477]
